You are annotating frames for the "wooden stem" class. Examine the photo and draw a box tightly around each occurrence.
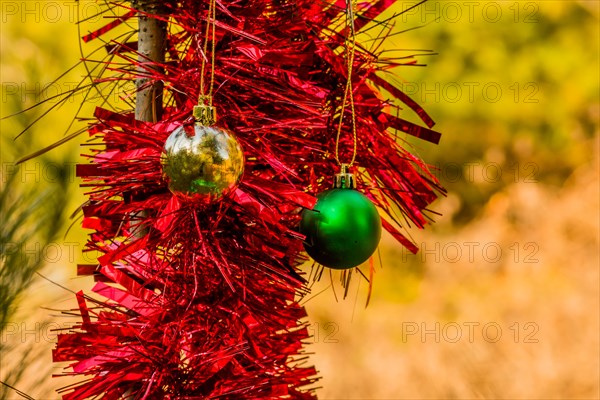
[132,1,167,239]
[135,0,166,122]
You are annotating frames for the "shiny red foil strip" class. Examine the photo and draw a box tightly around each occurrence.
[81,10,137,43]
[54,0,444,398]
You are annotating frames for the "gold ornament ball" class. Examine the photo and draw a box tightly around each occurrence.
[161,124,244,202]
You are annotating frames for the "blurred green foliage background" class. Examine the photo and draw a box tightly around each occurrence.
[1,1,598,398]
[390,0,599,224]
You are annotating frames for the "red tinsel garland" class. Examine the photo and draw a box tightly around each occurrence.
[52,0,444,398]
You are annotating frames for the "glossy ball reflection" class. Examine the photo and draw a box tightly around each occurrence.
[300,188,382,269]
[161,124,244,202]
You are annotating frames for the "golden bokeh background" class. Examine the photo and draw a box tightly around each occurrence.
[1,1,598,399]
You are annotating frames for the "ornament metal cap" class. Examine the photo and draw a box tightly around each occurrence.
[333,164,356,189]
[193,95,217,126]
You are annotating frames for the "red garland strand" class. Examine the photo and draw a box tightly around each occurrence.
[53,0,444,398]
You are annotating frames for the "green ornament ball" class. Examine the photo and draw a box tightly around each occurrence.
[300,188,382,269]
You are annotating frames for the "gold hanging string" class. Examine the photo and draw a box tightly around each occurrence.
[334,0,358,167]
[208,0,217,107]
[198,0,217,105]
[195,0,218,125]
